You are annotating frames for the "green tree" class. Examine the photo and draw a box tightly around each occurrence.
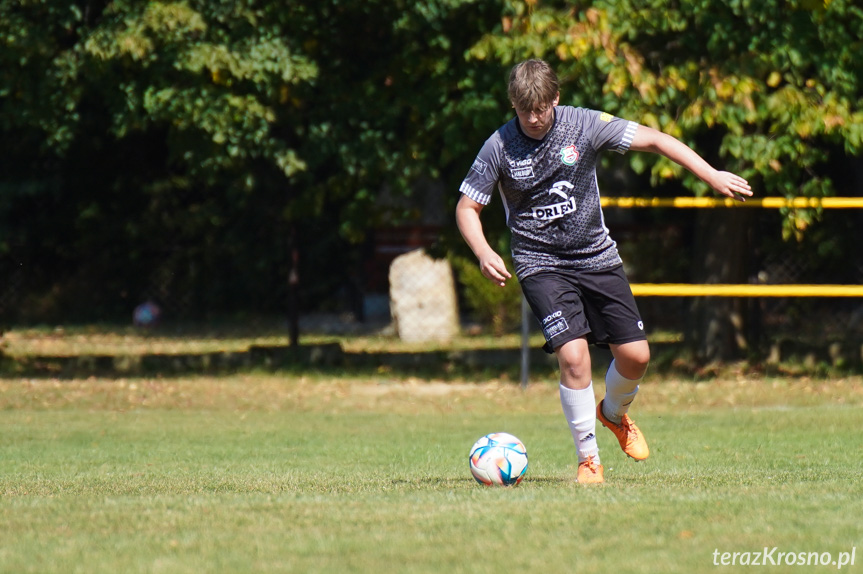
[1,1,320,321]
[3,0,861,360]
[0,0,505,322]
[467,0,863,361]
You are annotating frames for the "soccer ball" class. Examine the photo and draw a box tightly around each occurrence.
[468,432,528,486]
[133,300,161,327]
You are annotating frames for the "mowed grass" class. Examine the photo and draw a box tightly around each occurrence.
[1,374,862,574]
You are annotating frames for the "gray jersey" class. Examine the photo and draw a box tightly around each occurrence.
[459,106,638,279]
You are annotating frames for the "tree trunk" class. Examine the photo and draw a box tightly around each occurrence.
[288,225,300,349]
[686,208,755,363]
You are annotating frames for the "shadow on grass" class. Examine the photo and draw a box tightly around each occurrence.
[0,342,568,381]
[3,336,861,380]
[390,476,574,489]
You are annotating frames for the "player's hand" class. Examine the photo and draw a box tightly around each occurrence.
[711,171,752,202]
[478,251,512,287]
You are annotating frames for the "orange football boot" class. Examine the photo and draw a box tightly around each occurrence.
[577,455,604,484]
[597,399,649,461]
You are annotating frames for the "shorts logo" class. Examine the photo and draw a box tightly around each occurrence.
[471,157,487,175]
[637,321,644,330]
[543,317,569,340]
[560,145,579,166]
[542,310,563,325]
[532,181,576,220]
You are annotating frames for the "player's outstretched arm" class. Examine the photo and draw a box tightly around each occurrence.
[629,125,752,202]
[456,195,512,287]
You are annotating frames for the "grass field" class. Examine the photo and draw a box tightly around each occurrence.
[2,372,862,573]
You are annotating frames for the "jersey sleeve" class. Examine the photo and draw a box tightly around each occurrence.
[584,110,639,155]
[458,132,503,206]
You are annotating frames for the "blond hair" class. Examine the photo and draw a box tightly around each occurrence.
[508,59,559,111]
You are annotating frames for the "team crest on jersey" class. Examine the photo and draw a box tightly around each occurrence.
[560,145,579,166]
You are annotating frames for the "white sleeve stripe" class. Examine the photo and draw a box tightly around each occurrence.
[614,121,639,154]
[459,181,491,205]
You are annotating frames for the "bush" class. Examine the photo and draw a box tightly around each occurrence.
[451,255,523,336]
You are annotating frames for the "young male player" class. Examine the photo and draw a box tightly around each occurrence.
[456,59,752,484]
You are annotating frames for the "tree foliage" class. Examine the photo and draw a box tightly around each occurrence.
[466,0,863,357]
[469,0,863,240]
[1,0,862,329]
[0,0,503,321]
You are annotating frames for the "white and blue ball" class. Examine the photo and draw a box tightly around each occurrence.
[468,432,528,486]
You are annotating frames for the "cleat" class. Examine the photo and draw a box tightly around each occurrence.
[577,455,604,484]
[597,399,649,461]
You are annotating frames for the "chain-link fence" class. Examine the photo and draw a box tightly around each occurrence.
[3,198,863,367]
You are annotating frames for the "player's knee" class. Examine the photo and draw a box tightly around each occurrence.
[560,360,591,383]
[556,341,592,384]
[631,348,651,372]
[615,344,650,379]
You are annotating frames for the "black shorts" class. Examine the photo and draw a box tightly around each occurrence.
[520,264,646,354]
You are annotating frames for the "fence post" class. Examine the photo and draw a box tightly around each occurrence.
[521,294,530,389]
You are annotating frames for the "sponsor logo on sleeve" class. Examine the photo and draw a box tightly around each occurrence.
[471,157,488,175]
[599,112,614,122]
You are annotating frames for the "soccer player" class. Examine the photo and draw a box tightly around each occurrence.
[456,59,751,484]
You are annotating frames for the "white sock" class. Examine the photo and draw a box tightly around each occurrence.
[602,359,641,424]
[559,382,600,464]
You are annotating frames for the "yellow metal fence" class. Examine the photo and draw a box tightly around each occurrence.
[601,196,863,298]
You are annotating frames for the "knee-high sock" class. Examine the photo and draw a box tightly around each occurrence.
[603,359,641,424]
[559,382,599,463]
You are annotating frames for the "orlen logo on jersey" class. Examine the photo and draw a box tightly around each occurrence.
[560,144,579,166]
[532,181,576,221]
